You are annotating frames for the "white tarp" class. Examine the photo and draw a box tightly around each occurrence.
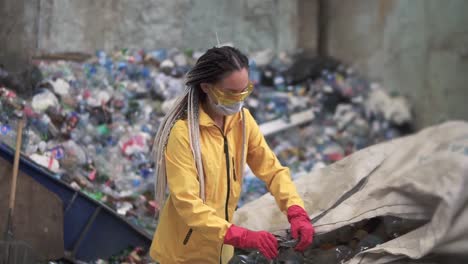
[233,121,468,263]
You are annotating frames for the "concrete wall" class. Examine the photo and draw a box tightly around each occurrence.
[324,0,468,129]
[0,0,39,73]
[33,0,302,53]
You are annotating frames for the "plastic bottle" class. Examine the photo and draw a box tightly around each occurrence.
[334,245,353,263]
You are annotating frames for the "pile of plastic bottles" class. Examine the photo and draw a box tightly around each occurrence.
[0,48,195,234]
[0,48,413,235]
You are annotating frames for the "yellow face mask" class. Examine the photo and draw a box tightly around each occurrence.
[206,81,254,106]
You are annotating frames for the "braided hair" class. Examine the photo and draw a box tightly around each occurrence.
[153,46,249,211]
[186,46,249,88]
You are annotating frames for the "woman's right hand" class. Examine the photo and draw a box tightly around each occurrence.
[224,224,278,260]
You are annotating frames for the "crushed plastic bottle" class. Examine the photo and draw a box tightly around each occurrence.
[31,89,59,112]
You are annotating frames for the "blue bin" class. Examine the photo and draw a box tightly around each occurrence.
[0,142,152,262]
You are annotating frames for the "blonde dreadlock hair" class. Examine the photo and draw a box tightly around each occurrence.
[152,46,250,210]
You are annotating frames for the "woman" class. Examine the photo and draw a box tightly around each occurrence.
[150,46,314,263]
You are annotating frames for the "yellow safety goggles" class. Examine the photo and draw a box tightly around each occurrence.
[206,81,254,105]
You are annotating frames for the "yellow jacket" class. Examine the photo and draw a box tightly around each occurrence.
[150,106,304,264]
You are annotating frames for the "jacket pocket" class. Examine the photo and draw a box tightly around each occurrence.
[183,228,193,245]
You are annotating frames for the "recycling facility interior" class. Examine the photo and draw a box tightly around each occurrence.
[0,0,468,263]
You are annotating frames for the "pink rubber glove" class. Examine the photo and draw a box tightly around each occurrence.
[224,224,278,260]
[287,205,315,251]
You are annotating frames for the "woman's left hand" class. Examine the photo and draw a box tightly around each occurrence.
[287,205,315,252]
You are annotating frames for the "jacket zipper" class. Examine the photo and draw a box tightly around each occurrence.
[183,228,193,245]
[223,135,231,222]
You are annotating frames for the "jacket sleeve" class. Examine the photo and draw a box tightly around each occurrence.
[165,121,231,241]
[244,109,305,212]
